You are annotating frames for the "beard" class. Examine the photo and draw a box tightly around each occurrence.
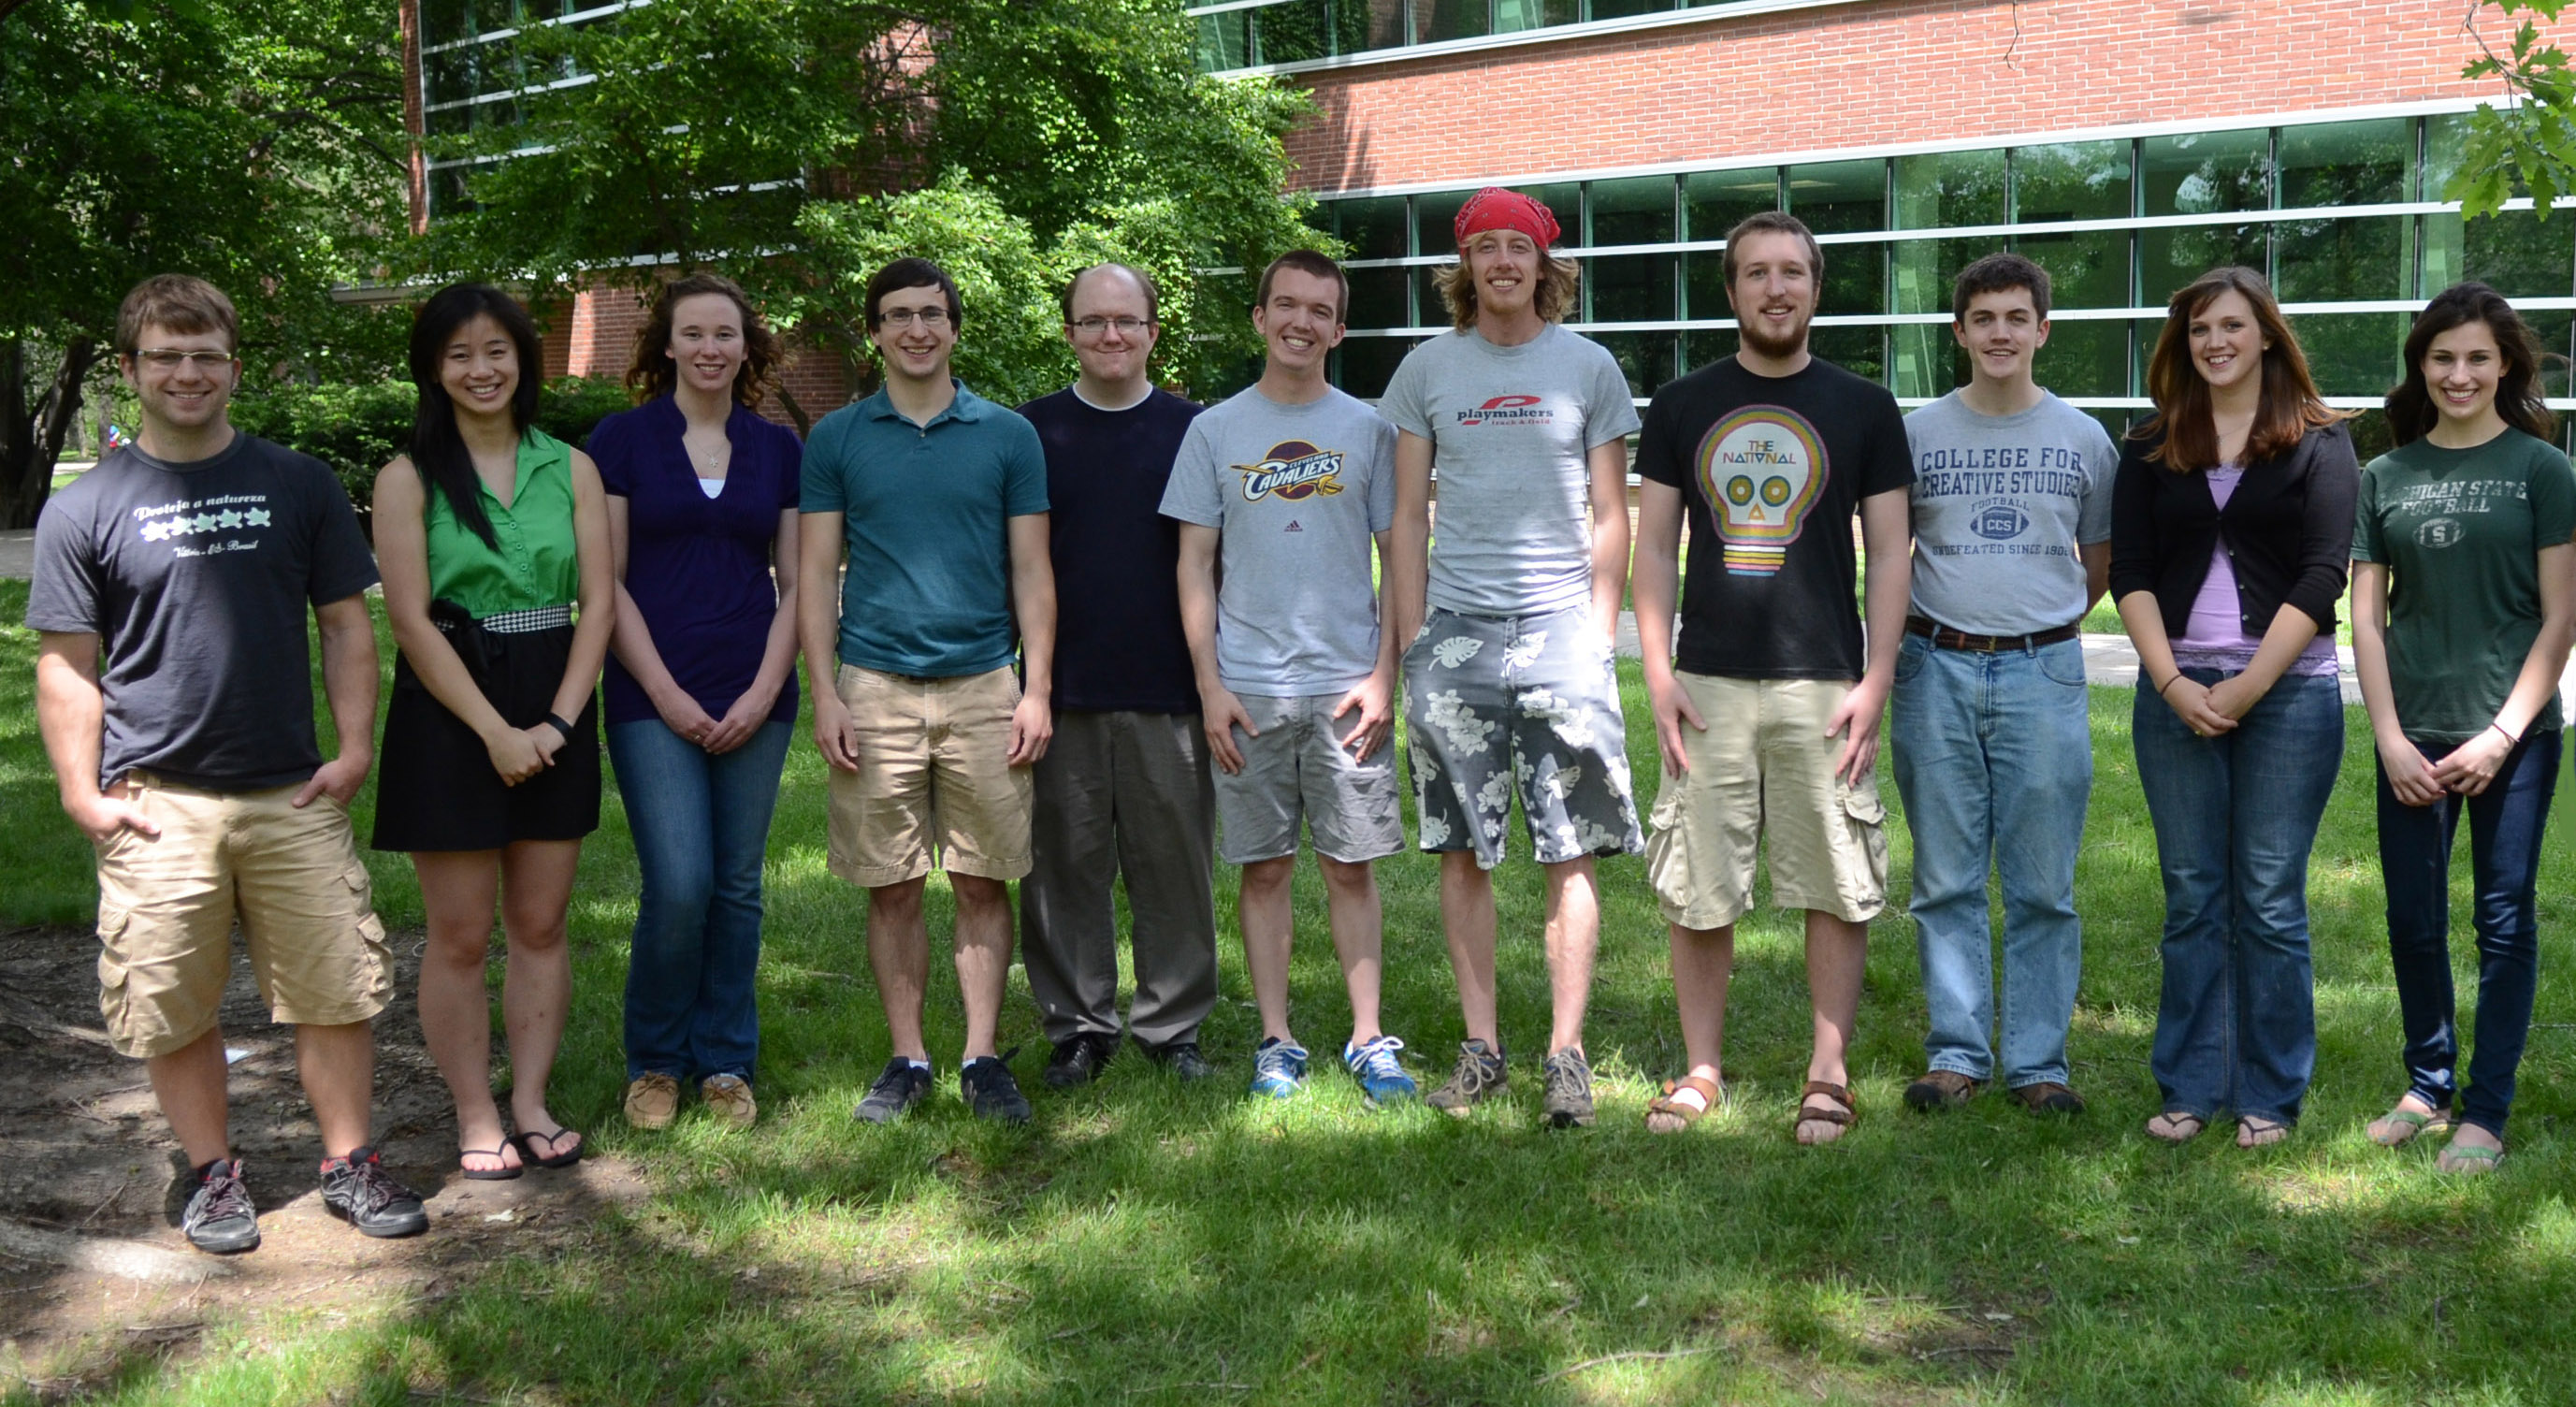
[1736,308,1813,362]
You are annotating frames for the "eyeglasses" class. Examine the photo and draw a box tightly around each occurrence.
[876,307,952,329]
[133,349,236,371]
[1070,316,1153,337]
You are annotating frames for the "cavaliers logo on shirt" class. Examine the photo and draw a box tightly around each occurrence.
[1694,406,1828,575]
[1234,441,1347,501]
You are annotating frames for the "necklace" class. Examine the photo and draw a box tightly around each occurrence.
[686,427,729,475]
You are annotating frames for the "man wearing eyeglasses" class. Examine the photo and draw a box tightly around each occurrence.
[797,257,1056,1124]
[28,274,425,1254]
[1012,265,1219,1090]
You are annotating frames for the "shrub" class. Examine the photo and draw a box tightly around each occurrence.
[231,375,635,515]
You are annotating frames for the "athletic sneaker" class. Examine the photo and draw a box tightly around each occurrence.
[1250,1037,1310,1099]
[1425,1038,1507,1118]
[961,1055,1033,1124]
[1342,1035,1417,1107]
[1541,1047,1597,1128]
[181,1157,260,1255]
[854,1058,934,1124]
[319,1147,428,1239]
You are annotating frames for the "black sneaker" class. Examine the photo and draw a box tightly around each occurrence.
[320,1146,428,1239]
[1541,1047,1597,1128]
[1145,1038,1214,1082]
[854,1058,933,1124]
[962,1055,1033,1124]
[1425,1038,1507,1118]
[181,1157,260,1255]
[1042,1033,1115,1090]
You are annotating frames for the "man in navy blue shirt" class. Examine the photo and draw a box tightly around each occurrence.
[1016,264,1217,1087]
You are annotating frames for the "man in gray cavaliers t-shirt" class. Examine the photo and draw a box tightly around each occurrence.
[1892,253,2116,1121]
[1380,187,1643,1129]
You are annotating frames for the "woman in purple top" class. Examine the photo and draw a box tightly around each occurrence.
[590,274,804,1132]
[2108,266,2359,1150]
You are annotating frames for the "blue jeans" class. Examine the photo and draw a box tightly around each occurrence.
[606,718,792,1084]
[2378,729,2560,1137]
[1889,633,2092,1089]
[2131,669,2344,1125]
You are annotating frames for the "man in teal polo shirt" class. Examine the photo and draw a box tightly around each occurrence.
[797,256,1057,1125]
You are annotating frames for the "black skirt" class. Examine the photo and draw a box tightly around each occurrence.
[373,612,601,852]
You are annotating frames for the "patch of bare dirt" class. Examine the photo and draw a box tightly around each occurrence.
[0,924,647,1397]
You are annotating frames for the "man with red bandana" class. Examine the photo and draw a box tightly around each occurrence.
[1381,187,1643,1128]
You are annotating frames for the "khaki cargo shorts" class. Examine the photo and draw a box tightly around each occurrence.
[828,664,1034,887]
[93,773,394,1059]
[1643,674,1889,931]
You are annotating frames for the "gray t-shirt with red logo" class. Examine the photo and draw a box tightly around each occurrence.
[1377,324,1641,617]
[1160,384,1397,697]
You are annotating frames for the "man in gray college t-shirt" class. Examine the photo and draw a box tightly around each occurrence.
[1891,253,2117,1122]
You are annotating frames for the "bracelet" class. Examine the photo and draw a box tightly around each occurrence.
[2489,721,2524,747]
[543,712,579,740]
[2155,673,2185,697]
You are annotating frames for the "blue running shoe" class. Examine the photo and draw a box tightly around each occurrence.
[1250,1037,1310,1098]
[1343,1035,1418,1107]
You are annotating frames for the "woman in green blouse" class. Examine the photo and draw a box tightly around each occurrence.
[373,283,615,1181]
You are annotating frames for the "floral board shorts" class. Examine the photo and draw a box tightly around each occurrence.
[1401,604,1643,870]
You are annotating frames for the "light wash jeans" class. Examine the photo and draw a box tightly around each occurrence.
[606,717,793,1085]
[1890,633,2092,1090]
[2132,669,2344,1125]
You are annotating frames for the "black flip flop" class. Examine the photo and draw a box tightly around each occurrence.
[510,1127,585,1169]
[459,1144,522,1181]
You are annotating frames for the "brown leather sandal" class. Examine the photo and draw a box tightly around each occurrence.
[1795,1081,1856,1145]
[1644,1073,1724,1134]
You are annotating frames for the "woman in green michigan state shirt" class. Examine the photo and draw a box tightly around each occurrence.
[2352,282,2576,1175]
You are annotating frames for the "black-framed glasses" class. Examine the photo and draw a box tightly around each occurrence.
[1069,316,1153,336]
[876,307,953,329]
[133,349,237,371]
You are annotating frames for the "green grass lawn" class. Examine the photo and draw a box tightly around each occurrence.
[6,578,2575,1405]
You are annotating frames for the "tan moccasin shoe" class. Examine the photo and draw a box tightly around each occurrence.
[702,1074,758,1129]
[624,1072,681,1130]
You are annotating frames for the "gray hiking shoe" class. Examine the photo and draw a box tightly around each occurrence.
[1425,1038,1507,1118]
[1541,1047,1597,1128]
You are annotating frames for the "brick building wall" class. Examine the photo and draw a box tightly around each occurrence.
[1282,0,2534,193]
[540,283,857,430]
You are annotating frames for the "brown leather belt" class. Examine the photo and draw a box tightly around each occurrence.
[1905,614,2081,653]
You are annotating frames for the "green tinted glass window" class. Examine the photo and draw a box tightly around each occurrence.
[1894,150,2006,230]
[1587,254,1676,321]
[1516,182,1583,237]
[1819,240,1886,317]
[1684,168,1778,240]
[1415,190,1469,257]
[2013,227,2130,310]
[2140,224,2266,305]
[1589,176,1675,247]
[2277,118,2412,208]
[2423,210,2576,299]
[1787,159,1886,233]
[1495,0,1580,31]
[1256,0,1333,63]
[1417,0,1489,42]
[1198,10,1251,69]
[1891,238,1998,316]
[2013,141,2131,222]
[1344,267,1411,331]
[2144,129,2269,215]
[1683,254,1728,322]
[2294,312,2410,397]
[2274,215,2410,302]
[1811,326,1886,384]
[424,0,474,48]
[1335,197,1410,262]
[1591,331,1676,397]
[1335,337,1412,399]
[1890,325,1966,401]
[2038,321,2131,399]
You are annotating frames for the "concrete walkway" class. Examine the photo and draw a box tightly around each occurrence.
[0,529,30,582]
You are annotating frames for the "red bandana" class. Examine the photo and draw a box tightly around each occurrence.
[1453,187,1561,251]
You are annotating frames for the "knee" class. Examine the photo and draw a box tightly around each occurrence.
[1318,856,1376,895]
[950,875,1008,920]
[1240,857,1295,897]
[500,902,571,951]
[641,863,718,921]
[425,924,492,969]
[869,879,926,925]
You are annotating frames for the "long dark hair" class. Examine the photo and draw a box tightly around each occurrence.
[2135,266,2340,471]
[623,272,783,407]
[408,283,543,549]
[2385,282,2558,448]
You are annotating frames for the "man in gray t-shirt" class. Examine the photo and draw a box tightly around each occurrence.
[1891,253,2115,1121]
[1379,187,1644,1129]
[1164,251,1416,1107]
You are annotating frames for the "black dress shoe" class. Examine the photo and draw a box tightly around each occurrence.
[1145,1038,1213,1082]
[1042,1033,1115,1089]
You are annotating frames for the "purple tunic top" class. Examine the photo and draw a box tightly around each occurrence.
[588,397,803,729]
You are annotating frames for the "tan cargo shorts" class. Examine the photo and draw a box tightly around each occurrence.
[1643,674,1889,931]
[828,664,1035,887]
[93,772,393,1059]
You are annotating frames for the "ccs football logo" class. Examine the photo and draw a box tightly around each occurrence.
[1236,441,1347,501]
[1454,394,1555,427]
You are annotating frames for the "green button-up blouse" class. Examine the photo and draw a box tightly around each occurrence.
[424,428,581,616]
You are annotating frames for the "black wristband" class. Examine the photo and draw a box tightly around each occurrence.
[2490,721,2524,747]
[543,712,578,740]
[2155,673,2184,697]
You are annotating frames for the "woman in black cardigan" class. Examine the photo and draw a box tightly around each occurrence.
[2109,266,2359,1149]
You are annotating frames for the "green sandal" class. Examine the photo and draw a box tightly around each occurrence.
[2366,1104,2453,1149]
[2437,1139,2504,1175]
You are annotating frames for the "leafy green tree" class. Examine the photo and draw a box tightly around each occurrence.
[427,0,1323,419]
[2450,0,2576,216]
[0,0,407,527]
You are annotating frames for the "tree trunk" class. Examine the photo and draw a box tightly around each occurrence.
[0,337,99,529]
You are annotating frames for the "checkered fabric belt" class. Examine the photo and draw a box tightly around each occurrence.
[1904,614,2080,653]
[441,604,572,635]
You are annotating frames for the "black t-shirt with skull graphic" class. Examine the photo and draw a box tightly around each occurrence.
[1635,354,1915,681]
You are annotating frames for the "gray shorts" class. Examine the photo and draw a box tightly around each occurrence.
[1212,692,1406,865]
[1402,604,1643,870]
